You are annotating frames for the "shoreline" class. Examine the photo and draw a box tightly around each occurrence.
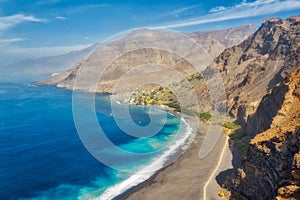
[95,106,197,200]
[89,93,231,200]
[33,85,198,200]
[122,120,230,200]
[34,85,230,200]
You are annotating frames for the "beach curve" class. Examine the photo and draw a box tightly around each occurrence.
[95,116,195,200]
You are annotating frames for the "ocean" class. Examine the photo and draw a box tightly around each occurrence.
[0,83,190,200]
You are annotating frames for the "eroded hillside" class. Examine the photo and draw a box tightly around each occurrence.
[214,16,300,125]
[229,68,300,200]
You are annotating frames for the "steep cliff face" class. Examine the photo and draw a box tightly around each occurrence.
[231,68,300,200]
[244,79,289,136]
[214,16,300,125]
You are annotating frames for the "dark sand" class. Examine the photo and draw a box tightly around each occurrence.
[122,118,234,200]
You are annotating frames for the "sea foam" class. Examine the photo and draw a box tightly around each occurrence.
[96,117,193,200]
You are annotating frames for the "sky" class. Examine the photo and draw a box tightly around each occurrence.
[0,0,300,63]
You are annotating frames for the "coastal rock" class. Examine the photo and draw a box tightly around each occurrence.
[214,16,300,125]
[230,68,300,200]
[244,78,289,136]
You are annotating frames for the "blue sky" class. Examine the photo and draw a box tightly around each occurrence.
[0,0,300,63]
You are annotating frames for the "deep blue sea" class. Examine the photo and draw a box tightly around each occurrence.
[0,83,189,200]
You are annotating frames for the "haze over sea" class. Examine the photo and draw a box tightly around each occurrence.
[0,82,189,200]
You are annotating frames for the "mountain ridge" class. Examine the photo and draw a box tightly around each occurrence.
[36,25,257,93]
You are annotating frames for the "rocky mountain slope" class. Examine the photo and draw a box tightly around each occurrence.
[229,68,300,200]
[37,25,256,95]
[214,16,300,125]
[190,24,257,58]
[130,17,300,116]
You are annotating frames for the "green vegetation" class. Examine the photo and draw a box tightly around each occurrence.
[199,112,212,121]
[234,139,248,158]
[130,85,212,122]
[229,131,248,158]
[186,73,202,81]
[222,121,241,130]
[220,121,248,158]
[166,102,181,112]
[218,122,249,198]
[131,86,181,111]
[229,131,245,139]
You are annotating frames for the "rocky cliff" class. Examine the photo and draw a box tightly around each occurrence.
[230,68,300,200]
[214,16,300,125]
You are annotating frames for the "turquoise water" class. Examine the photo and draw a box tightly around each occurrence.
[0,83,188,200]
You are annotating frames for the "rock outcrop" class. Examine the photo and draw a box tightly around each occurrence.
[214,16,300,125]
[230,68,300,200]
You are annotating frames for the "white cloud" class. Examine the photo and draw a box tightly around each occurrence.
[0,14,46,31]
[0,14,46,51]
[0,37,24,46]
[167,5,199,16]
[55,15,66,20]
[209,6,226,13]
[149,5,199,22]
[154,0,300,29]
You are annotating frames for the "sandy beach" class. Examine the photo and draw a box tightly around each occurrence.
[121,116,234,200]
